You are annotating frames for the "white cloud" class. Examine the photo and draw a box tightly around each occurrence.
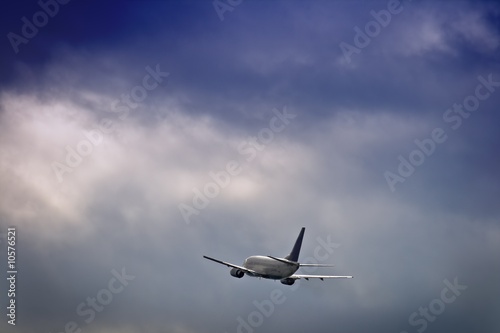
[380,6,498,57]
[451,10,500,51]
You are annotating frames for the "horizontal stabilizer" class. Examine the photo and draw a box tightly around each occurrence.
[299,263,335,267]
[267,256,299,266]
[291,274,353,280]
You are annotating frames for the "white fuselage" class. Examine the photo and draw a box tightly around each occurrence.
[243,255,299,279]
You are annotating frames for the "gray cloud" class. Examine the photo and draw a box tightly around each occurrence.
[0,1,499,333]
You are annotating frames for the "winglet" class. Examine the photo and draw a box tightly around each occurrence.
[285,227,305,262]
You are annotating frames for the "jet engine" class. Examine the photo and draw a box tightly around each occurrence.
[230,268,244,278]
[280,278,295,285]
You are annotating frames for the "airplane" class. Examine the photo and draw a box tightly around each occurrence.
[203,227,353,285]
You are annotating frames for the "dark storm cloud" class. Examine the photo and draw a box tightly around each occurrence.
[0,1,499,333]
[3,0,498,123]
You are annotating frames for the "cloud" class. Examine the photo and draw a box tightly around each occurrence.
[365,2,500,58]
[2,80,499,332]
[0,1,499,333]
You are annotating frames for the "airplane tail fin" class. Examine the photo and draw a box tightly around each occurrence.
[285,227,305,262]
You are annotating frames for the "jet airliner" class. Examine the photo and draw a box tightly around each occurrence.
[203,227,353,285]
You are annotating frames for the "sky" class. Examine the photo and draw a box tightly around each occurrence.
[0,0,499,332]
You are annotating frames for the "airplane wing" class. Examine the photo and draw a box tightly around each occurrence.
[290,274,353,281]
[203,255,257,275]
